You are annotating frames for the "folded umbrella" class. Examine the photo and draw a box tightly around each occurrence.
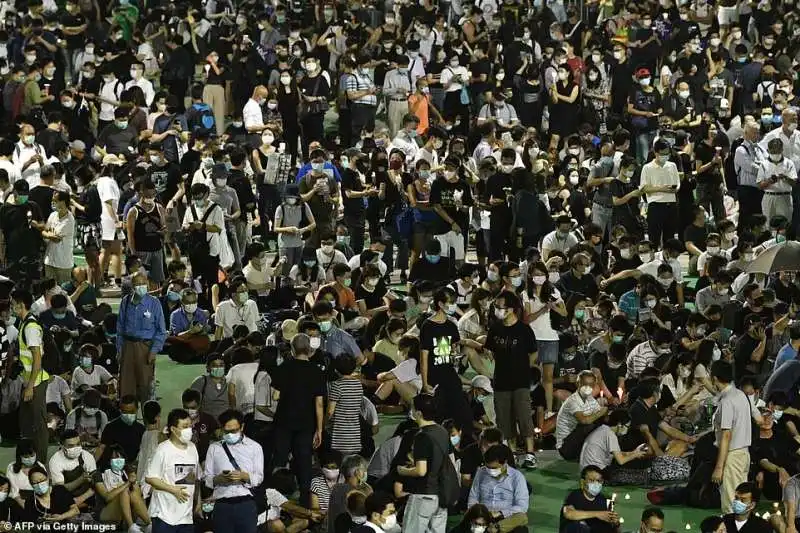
[746,241,800,274]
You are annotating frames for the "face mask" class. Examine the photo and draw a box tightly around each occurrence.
[486,467,503,477]
[319,320,333,333]
[310,336,322,350]
[206,366,224,379]
[569,173,580,185]
[613,50,623,60]
[731,499,749,515]
[549,272,560,283]
[286,197,298,205]
[450,434,461,447]
[446,303,458,315]
[494,308,507,320]
[223,431,242,445]
[531,275,546,285]
[645,299,657,309]
[322,245,335,255]
[178,427,193,443]
[311,162,324,171]
[303,260,317,268]
[770,153,783,162]
[426,254,441,264]
[80,356,93,368]
[639,77,651,86]
[579,385,593,398]
[511,275,523,288]
[202,502,214,514]
[65,446,82,459]
[586,481,602,497]
[21,455,36,467]
[383,514,398,530]
[32,481,49,495]
[232,121,243,127]
[110,457,126,472]
[236,292,248,305]
[134,285,148,298]
[83,407,99,416]
[323,467,339,481]
[575,309,586,321]
[23,135,35,146]
[658,277,673,287]
[773,409,784,421]
[487,271,499,282]
[472,526,487,533]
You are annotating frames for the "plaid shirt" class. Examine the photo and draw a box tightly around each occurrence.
[345,69,377,106]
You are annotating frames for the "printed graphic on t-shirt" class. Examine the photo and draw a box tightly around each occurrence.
[432,336,453,366]
[174,464,197,485]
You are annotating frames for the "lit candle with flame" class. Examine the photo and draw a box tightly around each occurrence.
[617,387,624,400]
[611,493,617,502]
[685,523,691,530]
[763,512,771,520]
[619,517,625,524]
[534,427,541,434]
[624,494,631,500]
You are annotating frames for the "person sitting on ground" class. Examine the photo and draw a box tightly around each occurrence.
[722,482,773,533]
[467,444,529,533]
[560,465,619,533]
[554,370,608,461]
[310,450,343,516]
[579,409,650,472]
[628,379,697,457]
[93,443,151,531]
[64,387,109,453]
[16,466,80,522]
[48,429,97,504]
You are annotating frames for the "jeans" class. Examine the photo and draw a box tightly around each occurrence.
[151,518,194,533]
[271,427,314,507]
[213,498,258,533]
[344,213,367,254]
[591,203,613,241]
[402,494,447,533]
[696,183,726,221]
[635,131,657,164]
[384,218,410,273]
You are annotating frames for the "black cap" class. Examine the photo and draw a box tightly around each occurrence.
[211,164,228,180]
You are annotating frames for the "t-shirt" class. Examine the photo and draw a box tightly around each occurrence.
[555,392,603,449]
[145,439,200,526]
[71,364,113,392]
[341,168,366,217]
[429,177,473,234]
[579,425,621,470]
[190,375,231,421]
[24,484,75,520]
[418,318,460,386]
[272,358,327,431]
[46,375,70,412]
[406,424,449,495]
[559,489,613,533]
[629,398,661,447]
[100,417,146,464]
[225,362,259,413]
[485,320,536,391]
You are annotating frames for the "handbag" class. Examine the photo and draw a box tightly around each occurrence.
[299,76,330,119]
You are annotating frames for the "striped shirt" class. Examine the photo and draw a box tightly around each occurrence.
[625,340,660,379]
[345,69,377,106]
[329,377,364,454]
[310,476,334,512]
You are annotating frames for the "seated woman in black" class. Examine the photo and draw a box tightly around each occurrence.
[17,465,79,522]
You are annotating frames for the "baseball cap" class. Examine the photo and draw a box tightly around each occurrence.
[471,375,494,394]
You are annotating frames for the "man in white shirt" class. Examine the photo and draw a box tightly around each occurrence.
[391,114,421,162]
[96,171,122,287]
[555,371,607,459]
[243,85,269,135]
[145,409,201,530]
[541,215,579,260]
[214,278,259,339]
[0,138,21,186]
[42,190,75,283]
[639,139,680,249]
[758,137,798,225]
[96,68,124,129]
[48,430,96,501]
[316,233,348,281]
[359,492,399,533]
[12,123,47,188]
[125,61,155,106]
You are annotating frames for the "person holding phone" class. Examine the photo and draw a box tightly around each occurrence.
[758,137,797,225]
[694,123,727,222]
[639,139,680,250]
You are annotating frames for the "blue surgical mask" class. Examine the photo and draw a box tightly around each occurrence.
[773,409,784,421]
[167,290,181,302]
[426,253,441,264]
[110,457,126,472]
[450,435,461,447]
[120,413,137,425]
[52,312,66,320]
[731,499,749,515]
[135,285,148,297]
[586,481,603,497]
[303,260,317,268]
[202,502,215,514]
[319,320,333,333]
[210,367,225,378]
[21,455,36,467]
[32,481,49,495]
[222,431,242,445]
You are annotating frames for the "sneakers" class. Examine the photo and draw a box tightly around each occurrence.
[129,524,144,533]
[522,453,537,470]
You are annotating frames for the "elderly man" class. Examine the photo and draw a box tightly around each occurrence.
[735,122,768,222]
[555,370,608,460]
[757,137,798,225]
[468,444,529,533]
[117,271,166,405]
[761,108,800,234]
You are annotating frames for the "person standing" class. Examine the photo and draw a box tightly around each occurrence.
[398,394,449,533]
[710,361,752,514]
[126,178,167,288]
[12,288,49,464]
[270,334,326,507]
[42,190,75,284]
[639,139,680,250]
[757,138,797,226]
[204,409,264,533]
[145,409,201,533]
[117,272,166,405]
[734,122,766,223]
[383,56,413,137]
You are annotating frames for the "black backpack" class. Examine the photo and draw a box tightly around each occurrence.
[724,137,747,193]
[187,202,219,262]
[18,314,64,376]
[425,427,460,508]
[187,103,216,136]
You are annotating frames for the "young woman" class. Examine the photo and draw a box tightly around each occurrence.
[457,287,493,379]
[548,66,580,154]
[355,263,389,319]
[373,317,407,364]
[274,185,316,273]
[375,335,423,406]
[18,466,79,522]
[525,261,568,415]
[406,159,436,269]
[93,445,150,528]
[6,440,43,521]
[276,69,301,163]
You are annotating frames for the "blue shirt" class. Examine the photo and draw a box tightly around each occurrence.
[619,289,640,323]
[294,162,342,183]
[169,307,210,336]
[321,326,362,361]
[117,294,167,354]
[468,465,529,517]
[775,342,798,371]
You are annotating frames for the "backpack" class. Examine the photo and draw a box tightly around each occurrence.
[76,406,103,436]
[187,202,219,262]
[19,314,64,376]
[425,427,460,508]
[187,103,215,135]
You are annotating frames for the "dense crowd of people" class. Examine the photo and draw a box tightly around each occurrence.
[2,0,800,532]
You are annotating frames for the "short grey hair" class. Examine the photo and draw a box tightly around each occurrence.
[291,333,311,357]
[341,454,368,479]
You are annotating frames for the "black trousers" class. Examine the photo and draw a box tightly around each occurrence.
[344,213,366,254]
[646,202,678,250]
[301,113,325,157]
[271,426,314,507]
[737,185,763,227]
[350,103,376,138]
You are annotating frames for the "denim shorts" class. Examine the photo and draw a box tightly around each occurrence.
[537,339,559,365]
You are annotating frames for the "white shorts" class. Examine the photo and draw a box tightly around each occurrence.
[717,6,738,25]
[100,219,119,242]
[435,229,465,260]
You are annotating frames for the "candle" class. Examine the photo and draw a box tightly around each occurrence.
[774,502,780,509]
[611,493,617,501]
[619,518,625,524]
[624,494,631,500]
[685,523,691,530]
[762,512,771,520]
[600,390,605,398]
[617,387,624,400]
[534,428,541,434]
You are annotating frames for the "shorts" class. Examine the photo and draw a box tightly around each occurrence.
[537,339,559,365]
[435,229,465,260]
[717,6,738,25]
[137,249,166,284]
[101,219,120,242]
[78,222,102,251]
[494,388,533,439]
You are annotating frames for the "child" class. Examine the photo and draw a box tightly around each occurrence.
[310,450,343,515]
[328,354,364,456]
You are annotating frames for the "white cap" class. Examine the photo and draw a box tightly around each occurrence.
[471,375,493,394]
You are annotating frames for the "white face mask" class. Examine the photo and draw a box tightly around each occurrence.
[178,427,193,443]
[579,385,593,398]
[310,337,321,350]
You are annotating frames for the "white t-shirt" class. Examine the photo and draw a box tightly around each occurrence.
[46,375,71,411]
[96,176,121,241]
[71,364,114,392]
[6,460,46,498]
[524,288,562,342]
[145,439,201,526]
[579,424,621,470]
[0,158,21,185]
[243,263,272,295]
[226,362,259,413]
[316,249,348,281]
[48,448,97,484]
[182,202,226,257]
[555,392,602,449]
[44,210,75,269]
[215,299,259,338]
[243,98,265,131]
[253,370,274,422]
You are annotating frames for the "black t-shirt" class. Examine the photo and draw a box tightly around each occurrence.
[341,168,366,217]
[408,257,452,287]
[0,202,43,260]
[61,13,87,49]
[694,141,723,185]
[77,185,102,224]
[486,172,512,218]
[430,177,473,235]
[590,351,627,393]
[559,489,613,533]
[683,222,709,249]
[628,86,662,132]
[734,333,763,379]
[99,417,145,467]
[299,73,331,101]
[485,320,536,391]
[148,162,182,205]
[628,398,661,447]
[361,351,396,381]
[24,485,75,520]
[29,186,55,220]
[406,424,449,495]
[272,358,327,431]
[418,318,460,386]
[355,283,387,312]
